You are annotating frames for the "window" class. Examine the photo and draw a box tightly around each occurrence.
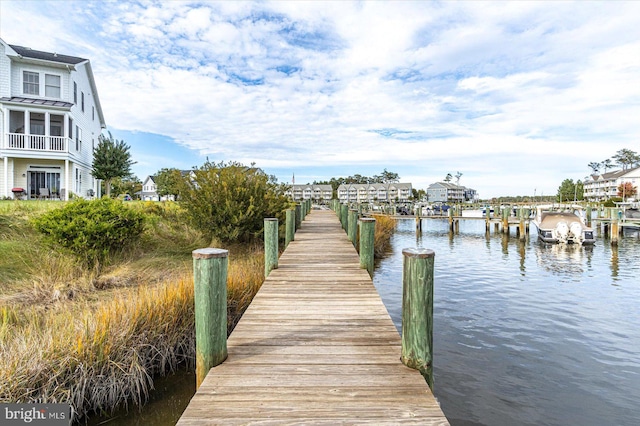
[74,82,77,104]
[81,92,85,112]
[75,126,82,151]
[23,71,39,95]
[92,106,95,121]
[68,118,73,139]
[75,169,82,194]
[45,74,61,98]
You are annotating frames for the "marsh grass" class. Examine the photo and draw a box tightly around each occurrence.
[0,200,265,421]
[372,213,397,258]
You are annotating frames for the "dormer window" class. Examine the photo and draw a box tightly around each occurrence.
[23,71,39,95]
[45,74,61,98]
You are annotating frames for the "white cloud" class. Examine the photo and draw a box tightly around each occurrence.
[1,0,640,197]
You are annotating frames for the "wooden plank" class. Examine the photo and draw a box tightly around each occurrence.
[177,210,449,425]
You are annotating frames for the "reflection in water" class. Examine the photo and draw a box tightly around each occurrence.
[375,216,640,426]
[611,245,619,278]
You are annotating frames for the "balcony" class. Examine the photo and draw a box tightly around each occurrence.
[3,133,69,153]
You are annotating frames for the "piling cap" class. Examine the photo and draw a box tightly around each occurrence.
[402,248,435,258]
[192,248,229,259]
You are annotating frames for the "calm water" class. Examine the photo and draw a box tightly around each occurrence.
[373,215,640,426]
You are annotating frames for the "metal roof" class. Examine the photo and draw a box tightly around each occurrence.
[0,96,74,108]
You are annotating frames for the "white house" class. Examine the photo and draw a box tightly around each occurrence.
[583,166,640,202]
[139,175,177,201]
[0,39,106,200]
[336,183,413,203]
[286,184,333,201]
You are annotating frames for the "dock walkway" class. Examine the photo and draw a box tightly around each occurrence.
[178,209,449,425]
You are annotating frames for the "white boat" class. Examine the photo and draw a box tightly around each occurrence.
[532,205,595,245]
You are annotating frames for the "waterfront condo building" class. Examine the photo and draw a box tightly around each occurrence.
[0,38,106,200]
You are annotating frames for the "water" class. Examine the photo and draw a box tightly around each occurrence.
[373,215,640,426]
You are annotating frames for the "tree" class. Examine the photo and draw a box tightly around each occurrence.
[601,159,614,172]
[373,169,400,184]
[412,188,426,200]
[557,178,579,202]
[444,173,453,182]
[587,162,601,174]
[179,160,291,243]
[155,168,186,200]
[110,175,141,198]
[612,148,640,170]
[92,132,135,197]
[617,182,637,200]
[455,171,463,185]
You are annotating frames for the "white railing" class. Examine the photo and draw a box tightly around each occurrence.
[4,133,68,152]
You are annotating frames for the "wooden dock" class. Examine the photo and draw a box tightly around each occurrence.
[177,209,449,425]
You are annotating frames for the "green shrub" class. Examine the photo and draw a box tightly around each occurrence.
[179,161,291,243]
[603,197,622,207]
[32,198,145,269]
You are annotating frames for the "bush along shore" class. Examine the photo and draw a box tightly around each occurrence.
[0,198,396,421]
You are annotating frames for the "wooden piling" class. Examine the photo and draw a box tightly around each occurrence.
[348,209,358,246]
[340,204,348,231]
[295,204,302,231]
[264,218,278,277]
[611,213,619,246]
[448,208,454,231]
[285,208,295,247]
[485,207,491,232]
[502,206,509,234]
[401,248,435,390]
[359,217,375,277]
[192,248,228,389]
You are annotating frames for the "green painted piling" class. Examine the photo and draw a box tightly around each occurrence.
[193,248,228,389]
[401,248,435,390]
[340,204,348,232]
[348,209,358,245]
[359,218,376,277]
[295,204,302,230]
[264,218,278,277]
[285,208,295,247]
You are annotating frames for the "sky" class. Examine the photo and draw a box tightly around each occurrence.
[1,0,639,198]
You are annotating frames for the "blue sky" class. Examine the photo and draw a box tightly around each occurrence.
[1,1,639,198]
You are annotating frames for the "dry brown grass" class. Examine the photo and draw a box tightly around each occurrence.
[372,213,397,258]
